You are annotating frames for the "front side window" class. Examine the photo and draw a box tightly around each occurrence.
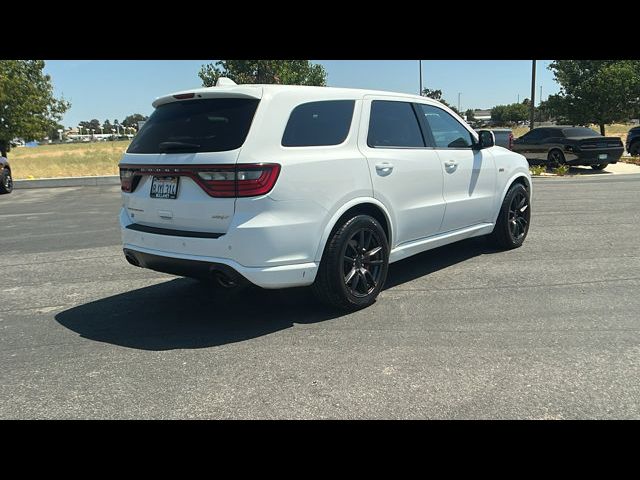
[367,101,425,148]
[282,100,355,147]
[419,104,473,149]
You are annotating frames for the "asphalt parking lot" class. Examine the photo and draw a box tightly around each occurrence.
[2,175,640,419]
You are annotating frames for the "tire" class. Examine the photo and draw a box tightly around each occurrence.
[591,163,608,170]
[0,168,13,194]
[547,149,565,169]
[489,183,531,250]
[629,142,640,157]
[312,214,389,311]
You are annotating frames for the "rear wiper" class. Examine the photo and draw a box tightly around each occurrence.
[158,141,201,152]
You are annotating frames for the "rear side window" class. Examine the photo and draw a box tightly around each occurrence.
[282,100,355,147]
[127,98,260,154]
[368,101,425,148]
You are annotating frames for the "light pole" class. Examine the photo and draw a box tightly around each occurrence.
[419,60,423,96]
[539,85,543,106]
[529,60,536,130]
[90,128,94,141]
[458,92,461,112]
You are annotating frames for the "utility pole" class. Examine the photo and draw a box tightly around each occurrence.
[458,92,461,112]
[419,60,423,96]
[517,93,520,103]
[529,60,536,130]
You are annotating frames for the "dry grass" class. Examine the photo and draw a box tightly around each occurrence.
[10,141,130,179]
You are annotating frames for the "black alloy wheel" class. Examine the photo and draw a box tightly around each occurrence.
[507,190,530,242]
[342,228,385,298]
[547,149,565,169]
[489,182,531,250]
[312,214,389,310]
[0,168,12,194]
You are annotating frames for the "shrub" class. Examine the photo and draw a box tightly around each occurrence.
[552,164,570,176]
[529,165,546,176]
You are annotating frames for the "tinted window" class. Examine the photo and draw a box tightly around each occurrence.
[420,104,473,148]
[521,129,545,141]
[282,100,355,147]
[368,101,425,148]
[127,98,259,154]
[562,127,600,137]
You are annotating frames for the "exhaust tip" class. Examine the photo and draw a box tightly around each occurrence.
[124,251,141,267]
[209,265,248,289]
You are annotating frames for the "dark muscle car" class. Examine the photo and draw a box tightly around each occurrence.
[513,126,624,170]
[1,156,12,194]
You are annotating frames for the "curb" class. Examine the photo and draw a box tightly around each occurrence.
[14,175,119,189]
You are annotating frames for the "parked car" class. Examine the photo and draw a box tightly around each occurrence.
[513,126,624,170]
[626,126,640,156]
[119,79,532,310]
[475,128,513,150]
[0,156,13,194]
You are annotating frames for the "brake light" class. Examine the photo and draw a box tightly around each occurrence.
[508,132,514,150]
[119,168,136,192]
[196,164,281,197]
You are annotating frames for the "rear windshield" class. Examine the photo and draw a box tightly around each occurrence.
[127,98,260,154]
[562,127,599,137]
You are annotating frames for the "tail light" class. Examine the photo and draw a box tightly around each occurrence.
[197,164,280,197]
[508,132,514,150]
[119,168,139,192]
[119,163,280,198]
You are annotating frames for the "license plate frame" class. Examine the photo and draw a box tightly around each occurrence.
[598,153,608,160]
[150,176,179,199]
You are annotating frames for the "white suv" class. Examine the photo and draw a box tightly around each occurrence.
[119,79,531,310]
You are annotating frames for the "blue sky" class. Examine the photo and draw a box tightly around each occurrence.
[44,60,559,128]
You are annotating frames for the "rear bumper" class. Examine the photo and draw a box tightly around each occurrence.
[123,244,318,289]
[565,148,623,165]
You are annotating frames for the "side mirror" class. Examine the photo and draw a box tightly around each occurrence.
[474,130,495,149]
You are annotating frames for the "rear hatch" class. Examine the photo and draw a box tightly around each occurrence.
[119,91,262,234]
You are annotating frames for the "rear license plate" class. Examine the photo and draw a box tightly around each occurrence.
[598,154,608,160]
[150,176,179,199]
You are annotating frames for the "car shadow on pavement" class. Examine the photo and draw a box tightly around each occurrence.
[55,237,498,351]
[567,166,611,175]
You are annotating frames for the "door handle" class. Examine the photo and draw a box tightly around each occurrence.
[444,160,458,169]
[375,162,394,176]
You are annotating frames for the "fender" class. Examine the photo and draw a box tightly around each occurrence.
[492,170,532,224]
[314,196,394,263]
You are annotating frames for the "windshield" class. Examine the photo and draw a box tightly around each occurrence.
[127,98,260,154]
[562,127,600,138]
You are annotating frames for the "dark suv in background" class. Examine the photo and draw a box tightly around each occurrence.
[626,126,640,156]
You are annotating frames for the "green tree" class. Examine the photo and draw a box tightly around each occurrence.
[46,122,65,142]
[0,60,70,144]
[102,119,113,134]
[506,103,529,123]
[491,105,509,124]
[491,103,529,125]
[122,113,148,128]
[465,109,476,121]
[199,60,327,87]
[548,60,640,135]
